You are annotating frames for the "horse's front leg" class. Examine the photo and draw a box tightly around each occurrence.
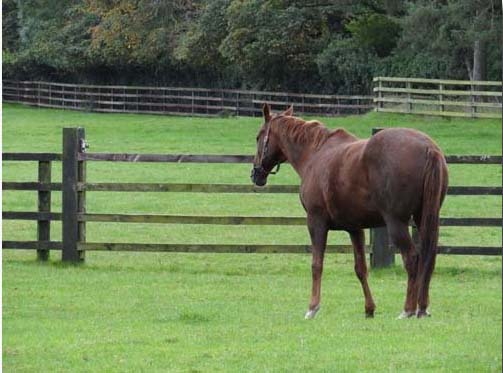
[349,229,376,317]
[304,215,328,319]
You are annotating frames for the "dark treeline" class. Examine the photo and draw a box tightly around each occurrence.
[2,0,502,94]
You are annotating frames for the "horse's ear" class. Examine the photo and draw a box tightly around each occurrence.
[262,103,271,121]
[283,105,293,116]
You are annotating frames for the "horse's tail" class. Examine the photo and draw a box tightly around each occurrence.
[417,148,447,310]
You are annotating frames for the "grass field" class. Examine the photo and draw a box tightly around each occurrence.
[2,103,502,371]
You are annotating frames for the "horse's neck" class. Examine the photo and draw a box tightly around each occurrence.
[278,126,356,177]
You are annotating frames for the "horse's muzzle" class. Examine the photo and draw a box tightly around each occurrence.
[251,166,267,186]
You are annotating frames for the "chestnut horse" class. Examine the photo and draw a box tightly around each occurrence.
[251,104,448,319]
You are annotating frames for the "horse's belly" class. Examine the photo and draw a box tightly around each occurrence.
[329,211,385,230]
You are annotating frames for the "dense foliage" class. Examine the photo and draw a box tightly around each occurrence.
[3,0,501,93]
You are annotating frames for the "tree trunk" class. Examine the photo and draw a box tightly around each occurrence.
[472,40,486,81]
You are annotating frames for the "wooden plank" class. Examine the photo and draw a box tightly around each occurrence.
[251,99,373,109]
[79,182,299,193]
[3,211,62,220]
[3,153,499,166]
[437,246,501,255]
[7,211,498,227]
[2,240,500,256]
[414,109,501,119]
[80,213,306,225]
[374,87,502,97]
[2,153,62,161]
[373,76,502,86]
[2,241,63,250]
[77,242,354,254]
[375,107,502,119]
[37,160,52,260]
[31,90,228,102]
[78,153,503,164]
[447,186,501,195]
[80,153,254,163]
[374,96,502,109]
[62,127,85,262]
[439,218,502,226]
[2,182,62,191]
[444,155,501,164]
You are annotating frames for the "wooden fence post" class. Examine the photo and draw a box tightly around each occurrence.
[377,77,383,111]
[37,160,51,261]
[439,83,444,113]
[236,92,240,116]
[370,127,395,268]
[62,127,86,262]
[470,84,476,118]
[406,81,412,113]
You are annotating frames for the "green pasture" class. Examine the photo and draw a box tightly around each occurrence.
[3,103,502,371]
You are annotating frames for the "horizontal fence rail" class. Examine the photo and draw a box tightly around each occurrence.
[4,152,501,164]
[3,131,501,265]
[3,182,501,196]
[3,80,373,117]
[3,211,501,227]
[3,240,498,256]
[373,77,502,119]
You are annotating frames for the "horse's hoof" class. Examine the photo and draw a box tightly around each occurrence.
[416,309,431,318]
[365,310,375,318]
[397,310,416,319]
[304,305,320,319]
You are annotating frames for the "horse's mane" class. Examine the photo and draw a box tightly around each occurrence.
[272,115,354,149]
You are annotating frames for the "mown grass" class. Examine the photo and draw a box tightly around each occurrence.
[2,103,502,371]
[3,252,501,372]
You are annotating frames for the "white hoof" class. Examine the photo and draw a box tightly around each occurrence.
[416,309,431,318]
[397,310,415,319]
[304,305,320,319]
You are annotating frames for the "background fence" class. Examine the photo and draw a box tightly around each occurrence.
[2,128,501,267]
[2,80,373,117]
[5,78,502,119]
[374,77,502,119]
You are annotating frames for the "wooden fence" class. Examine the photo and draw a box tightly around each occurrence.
[2,80,373,117]
[373,77,502,119]
[2,127,501,267]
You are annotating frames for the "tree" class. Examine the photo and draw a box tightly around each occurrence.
[174,0,235,86]
[219,0,328,91]
[394,0,502,81]
[346,13,400,58]
[2,0,20,52]
[317,37,375,94]
[3,0,501,88]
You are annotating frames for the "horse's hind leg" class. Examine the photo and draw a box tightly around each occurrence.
[349,229,376,317]
[415,215,437,318]
[413,213,430,318]
[385,217,419,319]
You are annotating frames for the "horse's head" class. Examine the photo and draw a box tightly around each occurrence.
[251,103,293,186]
